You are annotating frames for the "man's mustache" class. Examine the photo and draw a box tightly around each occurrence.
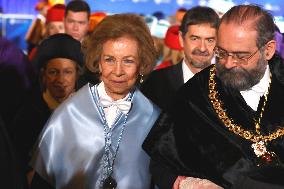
[192,49,209,56]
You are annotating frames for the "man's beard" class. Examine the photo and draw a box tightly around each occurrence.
[187,49,211,69]
[216,53,267,91]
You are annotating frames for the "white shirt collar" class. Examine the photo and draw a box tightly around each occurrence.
[182,57,216,83]
[241,65,270,96]
[182,60,195,83]
[240,65,270,111]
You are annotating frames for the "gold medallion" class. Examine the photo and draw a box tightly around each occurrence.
[251,140,267,157]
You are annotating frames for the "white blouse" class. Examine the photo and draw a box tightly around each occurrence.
[97,82,130,127]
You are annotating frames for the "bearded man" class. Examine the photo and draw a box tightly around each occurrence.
[143,4,284,189]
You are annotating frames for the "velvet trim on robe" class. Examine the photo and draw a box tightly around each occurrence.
[32,83,160,189]
[143,55,284,188]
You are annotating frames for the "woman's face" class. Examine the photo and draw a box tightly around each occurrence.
[47,21,65,36]
[43,58,78,103]
[99,37,140,100]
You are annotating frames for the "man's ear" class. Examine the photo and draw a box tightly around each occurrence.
[264,40,276,60]
[178,31,184,48]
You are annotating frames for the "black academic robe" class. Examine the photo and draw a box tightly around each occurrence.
[141,61,184,111]
[11,87,52,174]
[0,114,28,189]
[143,55,284,189]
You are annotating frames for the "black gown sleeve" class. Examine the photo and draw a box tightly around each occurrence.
[0,114,29,189]
[150,159,177,189]
[31,172,55,189]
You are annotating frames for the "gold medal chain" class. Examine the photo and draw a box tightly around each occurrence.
[208,65,284,143]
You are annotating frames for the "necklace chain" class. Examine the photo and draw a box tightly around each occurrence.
[92,85,133,187]
[208,65,284,143]
[255,87,269,134]
[254,69,271,134]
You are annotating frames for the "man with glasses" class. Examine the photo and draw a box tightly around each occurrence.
[143,4,284,189]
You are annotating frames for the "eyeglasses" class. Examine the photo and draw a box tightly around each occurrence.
[214,46,262,65]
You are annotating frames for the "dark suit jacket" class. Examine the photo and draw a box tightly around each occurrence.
[141,62,184,111]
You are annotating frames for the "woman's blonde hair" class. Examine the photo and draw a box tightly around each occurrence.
[162,46,183,65]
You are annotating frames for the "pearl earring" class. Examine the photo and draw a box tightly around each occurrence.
[140,74,144,84]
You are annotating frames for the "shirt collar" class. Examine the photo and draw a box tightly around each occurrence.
[241,65,270,96]
[182,57,216,83]
[182,59,195,83]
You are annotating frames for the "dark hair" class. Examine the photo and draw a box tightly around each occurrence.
[177,7,187,12]
[180,6,219,36]
[220,4,275,48]
[82,14,157,78]
[65,0,91,18]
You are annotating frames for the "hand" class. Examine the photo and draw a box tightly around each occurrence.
[179,177,223,189]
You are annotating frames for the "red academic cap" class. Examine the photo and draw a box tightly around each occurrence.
[89,12,107,32]
[46,4,66,24]
[164,25,183,50]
